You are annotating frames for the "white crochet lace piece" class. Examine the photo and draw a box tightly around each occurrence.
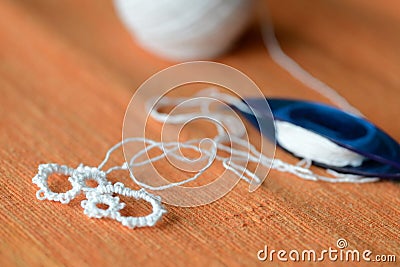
[32,160,167,229]
[82,183,166,228]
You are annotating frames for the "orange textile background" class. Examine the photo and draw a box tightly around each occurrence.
[0,0,399,266]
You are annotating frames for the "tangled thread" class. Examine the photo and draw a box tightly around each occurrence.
[147,88,378,183]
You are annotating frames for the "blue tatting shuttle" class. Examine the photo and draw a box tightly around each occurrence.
[233,98,400,179]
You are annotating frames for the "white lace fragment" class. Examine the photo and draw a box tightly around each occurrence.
[32,162,167,229]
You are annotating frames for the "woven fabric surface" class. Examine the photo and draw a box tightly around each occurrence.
[0,0,399,266]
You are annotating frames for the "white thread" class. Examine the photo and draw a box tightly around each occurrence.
[256,13,378,176]
[121,138,218,191]
[146,89,378,183]
[113,0,254,61]
[275,121,365,167]
[260,17,363,117]
[148,88,248,138]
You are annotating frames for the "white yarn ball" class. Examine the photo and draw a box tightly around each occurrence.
[113,0,254,61]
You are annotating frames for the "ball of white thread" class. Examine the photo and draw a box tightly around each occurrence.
[113,0,254,61]
[275,120,365,168]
